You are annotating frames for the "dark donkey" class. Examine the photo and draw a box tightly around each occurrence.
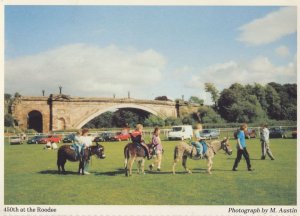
[57,143,106,175]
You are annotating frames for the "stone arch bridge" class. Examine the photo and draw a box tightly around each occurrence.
[11,94,199,133]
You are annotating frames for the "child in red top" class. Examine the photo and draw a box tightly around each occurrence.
[130,124,151,160]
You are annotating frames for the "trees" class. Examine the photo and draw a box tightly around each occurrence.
[188,96,204,106]
[197,106,224,124]
[164,117,182,126]
[205,83,219,109]
[5,114,14,127]
[154,96,172,101]
[218,83,266,123]
[144,115,165,127]
[217,82,296,123]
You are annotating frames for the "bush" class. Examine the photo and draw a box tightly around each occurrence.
[4,114,14,127]
[164,117,182,126]
[144,115,165,127]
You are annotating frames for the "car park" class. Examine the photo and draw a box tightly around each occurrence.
[93,133,107,142]
[10,136,23,145]
[63,134,75,143]
[269,127,287,138]
[40,135,62,144]
[96,132,116,142]
[111,132,131,141]
[27,135,47,144]
[200,129,220,139]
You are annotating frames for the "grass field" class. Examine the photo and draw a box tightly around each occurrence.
[4,136,297,205]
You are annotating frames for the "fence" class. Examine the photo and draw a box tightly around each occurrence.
[5,125,296,143]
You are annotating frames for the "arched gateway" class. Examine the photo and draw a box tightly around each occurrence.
[11,94,199,133]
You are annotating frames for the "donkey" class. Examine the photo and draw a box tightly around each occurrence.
[57,143,106,175]
[124,143,155,176]
[172,138,232,174]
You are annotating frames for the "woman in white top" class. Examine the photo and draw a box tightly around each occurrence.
[79,128,95,174]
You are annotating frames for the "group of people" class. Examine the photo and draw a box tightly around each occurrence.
[232,123,275,172]
[189,122,275,172]
[68,121,275,174]
[130,124,164,171]
[72,128,95,175]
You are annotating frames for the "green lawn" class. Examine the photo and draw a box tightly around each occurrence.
[4,136,297,205]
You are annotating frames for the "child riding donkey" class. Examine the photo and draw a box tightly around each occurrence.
[71,130,84,160]
[130,124,151,160]
[191,124,208,159]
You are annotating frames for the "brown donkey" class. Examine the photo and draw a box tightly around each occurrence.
[124,143,155,176]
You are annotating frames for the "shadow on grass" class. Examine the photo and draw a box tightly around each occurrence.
[94,168,182,176]
[193,168,233,172]
[38,170,79,175]
[226,158,262,161]
[94,168,126,176]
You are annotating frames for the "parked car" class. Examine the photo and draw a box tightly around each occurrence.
[200,129,220,140]
[97,132,117,142]
[269,127,287,138]
[27,135,47,144]
[234,128,257,139]
[63,134,75,143]
[40,135,62,144]
[93,133,107,142]
[10,136,23,145]
[111,132,131,141]
[93,136,103,142]
[168,125,193,140]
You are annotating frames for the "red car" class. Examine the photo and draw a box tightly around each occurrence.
[40,135,62,144]
[112,132,131,141]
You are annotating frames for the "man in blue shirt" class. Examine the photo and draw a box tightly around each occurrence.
[232,123,253,171]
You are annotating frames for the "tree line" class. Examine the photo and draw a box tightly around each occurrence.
[83,82,296,128]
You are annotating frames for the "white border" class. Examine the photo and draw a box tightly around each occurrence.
[1,1,299,216]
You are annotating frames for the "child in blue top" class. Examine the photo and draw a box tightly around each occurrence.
[192,124,207,158]
[232,123,253,171]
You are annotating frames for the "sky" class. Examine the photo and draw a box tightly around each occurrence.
[4,5,297,104]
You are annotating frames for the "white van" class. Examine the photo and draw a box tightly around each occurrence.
[168,125,193,140]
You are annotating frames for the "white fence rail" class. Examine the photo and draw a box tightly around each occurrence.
[5,125,296,142]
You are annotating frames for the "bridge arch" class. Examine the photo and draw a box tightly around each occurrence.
[27,110,43,133]
[75,103,161,129]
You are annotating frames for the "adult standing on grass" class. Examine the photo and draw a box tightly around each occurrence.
[79,128,95,175]
[260,123,275,160]
[149,127,163,171]
[232,123,254,171]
